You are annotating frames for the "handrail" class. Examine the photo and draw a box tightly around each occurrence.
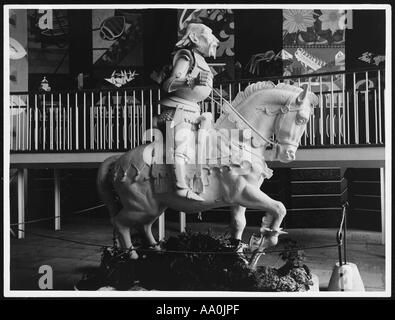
[8,67,386,152]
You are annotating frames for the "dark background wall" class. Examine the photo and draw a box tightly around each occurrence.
[345,10,385,71]
[234,9,283,78]
[142,9,178,85]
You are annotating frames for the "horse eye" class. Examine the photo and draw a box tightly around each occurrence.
[296,118,307,125]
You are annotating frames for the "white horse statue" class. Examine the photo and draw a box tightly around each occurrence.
[97,81,318,259]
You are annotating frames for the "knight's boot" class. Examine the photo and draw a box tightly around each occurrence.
[173,162,204,202]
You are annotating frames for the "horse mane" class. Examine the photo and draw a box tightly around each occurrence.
[231,81,276,108]
[231,81,318,108]
[274,83,303,93]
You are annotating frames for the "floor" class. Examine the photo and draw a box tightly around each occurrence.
[8,216,386,291]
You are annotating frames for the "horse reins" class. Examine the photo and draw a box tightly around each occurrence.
[208,86,310,149]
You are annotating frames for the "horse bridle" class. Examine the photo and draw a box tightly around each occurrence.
[210,86,312,149]
[271,98,313,149]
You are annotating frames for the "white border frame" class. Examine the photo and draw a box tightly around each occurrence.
[3,3,392,298]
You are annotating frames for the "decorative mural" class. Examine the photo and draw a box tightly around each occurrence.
[27,9,69,74]
[282,9,350,46]
[10,9,28,93]
[282,9,351,93]
[177,9,235,82]
[92,9,143,88]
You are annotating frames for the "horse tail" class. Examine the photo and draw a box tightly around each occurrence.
[97,155,121,218]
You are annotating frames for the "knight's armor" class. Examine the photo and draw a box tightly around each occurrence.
[158,49,214,201]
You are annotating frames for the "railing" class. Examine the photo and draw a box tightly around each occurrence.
[9,67,385,152]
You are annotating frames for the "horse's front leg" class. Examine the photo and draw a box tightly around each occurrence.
[236,183,287,246]
[229,205,246,250]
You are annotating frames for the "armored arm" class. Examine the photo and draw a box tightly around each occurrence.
[162,57,194,93]
[162,49,212,93]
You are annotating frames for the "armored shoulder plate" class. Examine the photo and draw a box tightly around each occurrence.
[172,49,195,75]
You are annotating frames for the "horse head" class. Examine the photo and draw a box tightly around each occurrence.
[214,81,318,163]
[272,84,318,162]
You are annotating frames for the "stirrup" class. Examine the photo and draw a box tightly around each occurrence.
[175,188,205,202]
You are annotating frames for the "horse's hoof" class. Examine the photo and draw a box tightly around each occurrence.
[267,236,279,247]
[147,243,162,251]
[225,238,247,253]
[128,250,139,260]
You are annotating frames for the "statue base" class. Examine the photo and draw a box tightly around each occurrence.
[74,231,317,292]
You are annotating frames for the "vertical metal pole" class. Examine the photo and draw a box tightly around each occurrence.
[179,212,186,233]
[58,94,61,150]
[353,72,359,144]
[99,92,103,150]
[17,169,25,239]
[19,97,24,150]
[377,70,382,143]
[159,212,165,241]
[90,92,94,149]
[374,89,378,144]
[380,167,385,244]
[133,91,136,148]
[337,93,341,145]
[319,76,324,145]
[70,94,73,149]
[84,92,86,149]
[116,91,119,149]
[27,96,31,150]
[346,92,350,145]
[343,204,347,265]
[14,96,20,150]
[141,90,145,143]
[43,94,46,150]
[342,74,346,144]
[62,96,67,150]
[124,91,127,149]
[67,93,70,150]
[330,75,334,144]
[10,100,13,150]
[50,94,53,150]
[57,94,60,150]
[54,169,61,231]
[150,89,153,141]
[75,93,79,150]
[35,95,38,150]
[364,71,370,144]
[108,92,112,150]
[129,97,133,148]
[63,100,66,150]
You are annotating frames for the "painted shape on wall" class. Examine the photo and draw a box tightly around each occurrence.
[104,69,138,87]
[10,9,28,93]
[27,9,69,74]
[92,9,143,67]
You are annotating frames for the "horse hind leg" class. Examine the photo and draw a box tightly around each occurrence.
[138,221,161,250]
[112,210,139,259]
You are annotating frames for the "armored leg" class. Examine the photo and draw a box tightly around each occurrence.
[173,154,204,201]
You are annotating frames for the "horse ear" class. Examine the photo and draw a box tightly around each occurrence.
[296,84,308,104]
